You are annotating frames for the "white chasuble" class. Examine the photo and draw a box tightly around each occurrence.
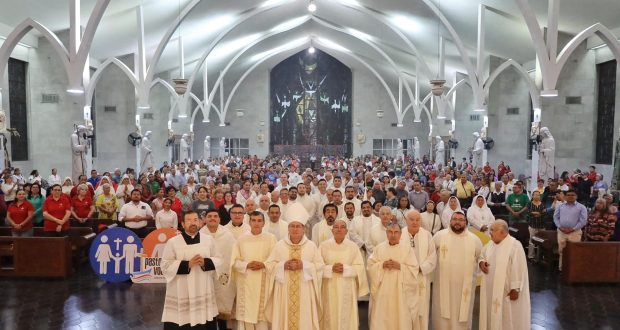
[224,222,250,239]
[367,241,420,330]
[479,236,531,330]
[265,236,324,330]
[161,233,221,326]
[400,228,437,330]
[200,225,237,317]
[311,219,333,246]
[230,232,277,325]
[432,229,482,330]
[319,238,369,330]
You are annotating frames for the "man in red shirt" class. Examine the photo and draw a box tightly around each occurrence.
[43,184,72,236]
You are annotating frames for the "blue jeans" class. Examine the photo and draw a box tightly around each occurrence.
[12,229,33,237]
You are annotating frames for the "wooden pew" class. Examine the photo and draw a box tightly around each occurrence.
[508,222,530,249]
[0,227,97,272]
[531,230,559,268]
[0,236,72,278]
[562,241,620,284]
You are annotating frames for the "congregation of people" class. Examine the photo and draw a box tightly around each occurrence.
[1,153,618,329]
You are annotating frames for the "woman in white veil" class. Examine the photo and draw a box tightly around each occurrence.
[440,196,462,229]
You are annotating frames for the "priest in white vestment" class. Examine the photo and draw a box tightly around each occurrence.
[224,204,250,239]
[311,203,337,245]
[296,183,317,235]
[230,211,277,330]
[311,179,329,223]
[161,211,221,329]
[265,204,324,330]
[349,201,381,260]
[266,204,288,241]
[319,219,369,330]
[400,210,437,330]
[343,186,362,216]
[479,220,531,330]
[199,209,237,328]
[369,206,393,249]
[368,223,420,330]
[432,211,483,330]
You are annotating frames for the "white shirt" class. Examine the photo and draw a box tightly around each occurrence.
[155,209,178,229]
[48,174,62,186]
[119,201,154,229]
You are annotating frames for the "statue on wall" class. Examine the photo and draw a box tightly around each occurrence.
[71,125,89,182]
[539,127,556,180]
[472,132,484,169]
[204,135,211,160]
[396,138,404,159]
[140,131,154,173]
[180,133,190,162]
[435,136,445,166]
[0,108,19,170]
[413,137,421,161]
[219,137,226,158]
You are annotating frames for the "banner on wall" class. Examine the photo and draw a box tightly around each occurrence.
[130,228,179,283]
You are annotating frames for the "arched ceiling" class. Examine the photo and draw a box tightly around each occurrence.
[1,0,620,95]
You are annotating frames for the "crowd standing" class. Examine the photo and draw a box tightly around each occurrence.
[1,154,617,329]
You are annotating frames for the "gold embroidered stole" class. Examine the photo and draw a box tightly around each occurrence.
[287,244,302,330]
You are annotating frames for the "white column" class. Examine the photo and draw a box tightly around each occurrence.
[135,114,141,173]
[530,108,541,192]
[482,115,488,165]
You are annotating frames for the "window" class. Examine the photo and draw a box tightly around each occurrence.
[210,137,249,157]
[8,58,28,161]
[507,107,520,115]
[372,139,410,158]
[596,60,616,164]
[227,138,250,156]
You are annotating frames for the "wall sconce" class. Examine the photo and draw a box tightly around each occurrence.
[236,109,245,117]
[376,110,384,118]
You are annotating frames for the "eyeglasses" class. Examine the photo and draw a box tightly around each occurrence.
[230,211,244,215]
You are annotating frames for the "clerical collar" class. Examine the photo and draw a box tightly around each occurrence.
[181,231,200,245]
[231,222,244,227]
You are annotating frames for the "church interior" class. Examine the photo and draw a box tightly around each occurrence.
[1,0,620,329]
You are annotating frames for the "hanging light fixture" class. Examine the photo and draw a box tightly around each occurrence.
[173,0,188,95]
[430,79,446,96]
[430,0,445,97]
[307,0,317,12]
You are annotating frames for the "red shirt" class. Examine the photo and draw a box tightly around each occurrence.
[43,195,71,232]
[8,200,34,233]
[70,185,95,199]
[171,198,183,221]
[71,195,93,218]
[213,198,225,210]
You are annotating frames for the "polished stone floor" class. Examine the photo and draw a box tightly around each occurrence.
[1,262,619,330]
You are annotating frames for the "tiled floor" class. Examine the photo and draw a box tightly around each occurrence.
[1,262,619,330]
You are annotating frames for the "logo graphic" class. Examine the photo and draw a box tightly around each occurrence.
[130,228,178,283]
[89,228,143,283]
